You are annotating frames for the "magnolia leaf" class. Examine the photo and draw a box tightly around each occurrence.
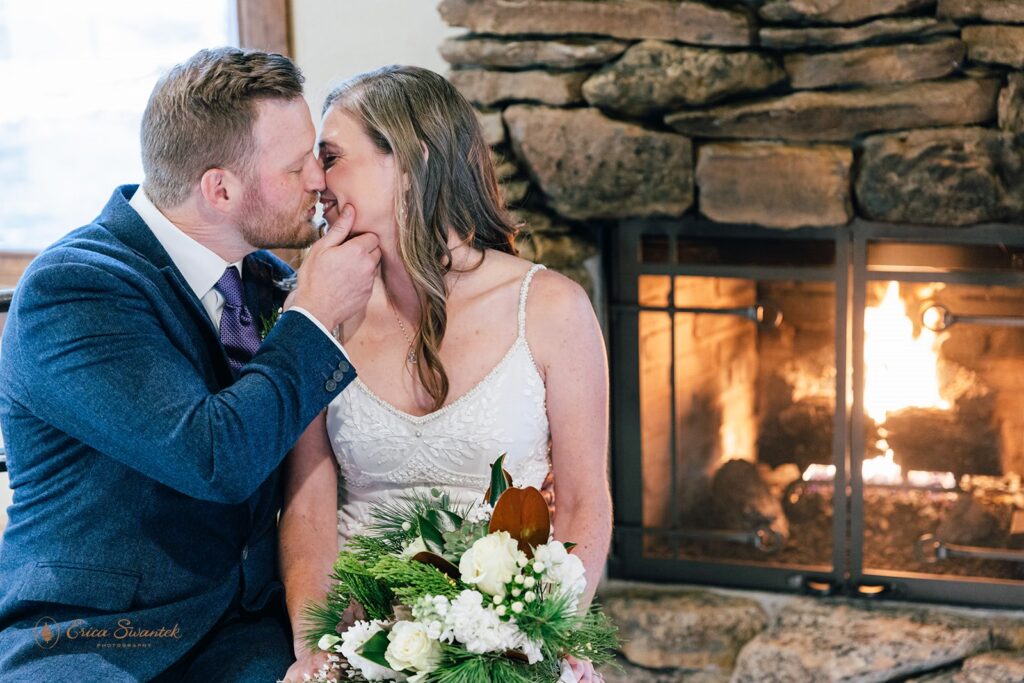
[484,454,514,506]
[564,541,578,553]
[358,630,393,669]
[417,515,446,555]
[489,486,550,556]
[425,508,463,533]
[411,551,461,580]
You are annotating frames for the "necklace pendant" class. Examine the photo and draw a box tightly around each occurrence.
[407,348,418,365]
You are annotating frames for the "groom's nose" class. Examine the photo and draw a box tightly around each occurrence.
[304,153,326,192]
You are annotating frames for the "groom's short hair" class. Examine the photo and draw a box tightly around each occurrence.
[140,47,305,209]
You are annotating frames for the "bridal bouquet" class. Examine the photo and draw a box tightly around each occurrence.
[302,456,618,682]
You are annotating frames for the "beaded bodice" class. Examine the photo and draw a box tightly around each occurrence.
[326,265,550,542]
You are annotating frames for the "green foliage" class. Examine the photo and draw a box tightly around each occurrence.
[371,555,464,603]
[427,646,558,683]
[512,593,620,668]
[358,630,393,670]
[259,307,281,341]
[488,454,510,506]
[346,533,403,563]
[367,490,472,551]
[332,553,395,621]
[440,518,490,560]
[562,607,621,667]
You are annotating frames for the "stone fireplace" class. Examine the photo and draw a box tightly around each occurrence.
[439,0,1024,679]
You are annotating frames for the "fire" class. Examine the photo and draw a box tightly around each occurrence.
[799,282,957,489]
[863,282,948,424]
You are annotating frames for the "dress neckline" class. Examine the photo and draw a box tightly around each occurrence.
[348,263,546,425]
[352,337,528,424]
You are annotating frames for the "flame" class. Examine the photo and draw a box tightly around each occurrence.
[863,282,948,424]
[863,450,902,486]
[798,283,957,489]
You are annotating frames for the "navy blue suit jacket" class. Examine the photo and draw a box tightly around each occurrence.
[0,185,354,680]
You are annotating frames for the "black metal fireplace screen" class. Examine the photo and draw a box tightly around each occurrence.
[608,218,1024,609]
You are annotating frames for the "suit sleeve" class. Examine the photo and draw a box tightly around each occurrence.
[9,260,354,504]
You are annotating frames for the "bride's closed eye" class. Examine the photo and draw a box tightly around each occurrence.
[321,153,342,171]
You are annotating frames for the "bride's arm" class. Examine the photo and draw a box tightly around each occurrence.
[279,413,340,663]
[530,270,612,612]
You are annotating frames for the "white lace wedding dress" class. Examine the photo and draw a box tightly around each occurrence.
[326,264,551,544]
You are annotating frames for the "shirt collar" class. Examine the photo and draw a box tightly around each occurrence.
[128,186,242,300]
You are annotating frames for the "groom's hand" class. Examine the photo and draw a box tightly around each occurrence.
[287,204,380,331]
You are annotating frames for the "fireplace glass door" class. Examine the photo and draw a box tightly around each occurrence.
[850,224,1024,606]
[610,220,848,594]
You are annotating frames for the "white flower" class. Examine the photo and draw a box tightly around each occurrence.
[411,595,453,642]
[446,590,521,654]
[464,502,494,524]
[385,621,441,675]
[339,620,405,681]
[317,633,341,651]
[458,531,524,597]
[534,541,588,612]
[401,536,429,559]
[520,637,544,665]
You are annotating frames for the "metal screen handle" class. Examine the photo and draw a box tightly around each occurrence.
[916,534,1024,564]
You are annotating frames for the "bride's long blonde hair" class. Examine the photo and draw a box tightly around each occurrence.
[323,65,518,411]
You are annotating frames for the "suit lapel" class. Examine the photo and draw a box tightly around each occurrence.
[98,186,234,388]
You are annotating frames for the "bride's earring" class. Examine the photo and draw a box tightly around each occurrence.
[398,201,407,228]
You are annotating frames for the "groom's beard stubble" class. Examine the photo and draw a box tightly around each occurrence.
[239,185,319,250]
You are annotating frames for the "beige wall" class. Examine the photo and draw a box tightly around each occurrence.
[291,0,462,123]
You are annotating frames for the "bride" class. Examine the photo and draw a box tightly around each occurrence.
[277,66,611,683]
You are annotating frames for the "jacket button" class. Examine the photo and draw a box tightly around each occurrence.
[332,369,346,381]
[241,545,249,561]
[338,360,350,373]
[325,379,338,392]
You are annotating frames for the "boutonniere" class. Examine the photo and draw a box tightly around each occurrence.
[259,307,282,341]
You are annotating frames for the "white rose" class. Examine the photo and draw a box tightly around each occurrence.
[458,531,524,596]
[550,553,587,601]
[384,621,441,674]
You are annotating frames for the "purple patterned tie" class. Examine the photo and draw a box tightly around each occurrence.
[214,266,262,377]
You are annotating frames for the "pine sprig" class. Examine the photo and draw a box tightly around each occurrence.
[562,607,620,667]
[371,555,464,603]
[427,646,557,683]
[367,490,472,545]
[332,552,394,621]
[347,533,403,562]
[300,590,349,651]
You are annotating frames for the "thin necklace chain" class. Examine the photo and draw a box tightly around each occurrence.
[384,250,470,366]
[384,285,418,365]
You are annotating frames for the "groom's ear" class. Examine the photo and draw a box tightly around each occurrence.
[199,167,243,214]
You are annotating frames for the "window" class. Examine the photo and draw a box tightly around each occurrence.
[0,0,239,252]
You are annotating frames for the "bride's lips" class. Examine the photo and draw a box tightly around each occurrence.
[321,197,338,218]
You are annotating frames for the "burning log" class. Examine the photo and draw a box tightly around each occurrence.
[936,495,1003,546]
[882,404,1001,477]
[759,396,834,471]
[709,459,790,543]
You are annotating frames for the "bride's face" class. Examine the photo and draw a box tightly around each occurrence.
[318,107,397,244]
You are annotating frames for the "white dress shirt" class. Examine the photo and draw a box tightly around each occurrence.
[128,186,346,355]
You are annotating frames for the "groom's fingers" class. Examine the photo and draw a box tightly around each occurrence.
[322,203,356,246]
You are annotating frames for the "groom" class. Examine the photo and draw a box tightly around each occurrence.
[0,48,378,681]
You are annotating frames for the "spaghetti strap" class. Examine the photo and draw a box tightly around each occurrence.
[518,264,546,339]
